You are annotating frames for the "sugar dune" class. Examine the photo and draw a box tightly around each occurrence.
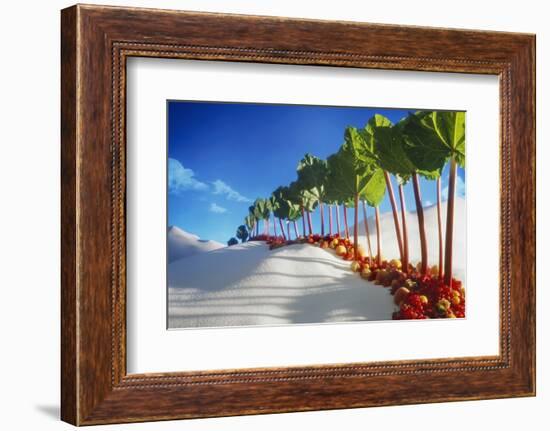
[168,197,466,329]
[168,226,224,263]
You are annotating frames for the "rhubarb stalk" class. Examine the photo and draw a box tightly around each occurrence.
[384,171,404,262]
[412,173,428,275]
[328,204,333,236]
[375,206,382,266]
[444,158,457,286]
[362,200,373,262]
[301,206,306,237]
[320,202,325,236]
[398,184,409,273]
[353,194,359,260]
[343,205,350,239]
[279,218,286,240]
[437,177,444,279]
[336,205,341,236]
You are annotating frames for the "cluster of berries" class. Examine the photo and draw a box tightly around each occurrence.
[391,276,465,320]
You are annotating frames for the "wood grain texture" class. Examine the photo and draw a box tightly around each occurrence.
[60,5,78,425]
[60,4,536,425]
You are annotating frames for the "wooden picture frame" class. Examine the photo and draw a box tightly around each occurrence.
[61,4,535,425]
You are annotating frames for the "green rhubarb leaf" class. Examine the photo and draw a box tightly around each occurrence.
[395,174,411,185]
[401,114,450,172]
[272,188,297,221]
[287,181,302,204]
[253,198,270,220]
[288,180,318,212]
[432,111,466,167]
[244,214,255,231]
[366,113,393,133]
[301,188,320,211]
[297,153,328,201]
[359,167,386,207]
[326,140,356,201]
[418,167,443,181]
[280,185,301,216]
[287,205,301,221]
[402,111,465,171]
[268,195,277,212]
[325,127,386,208]
[324,152,344,205]
[372,126,415,177]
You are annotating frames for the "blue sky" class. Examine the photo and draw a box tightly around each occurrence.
[168,101,465,244]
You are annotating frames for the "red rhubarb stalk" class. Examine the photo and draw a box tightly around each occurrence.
[384,171,404,262]
[320,202,325,236]
[437,177,444,279]
[279,218,286,240]
[412,173,428,275]
[301,206,306,237]
[328,204,333,236]
[307,211,313,236]
[353,194,359,260]
[375,206,382,266]
[362,200,373,262]
[343,205,350,239]
[444,158,457,286]
[293,221,299,238]
[336,204,341,236]
[398,184,409,273]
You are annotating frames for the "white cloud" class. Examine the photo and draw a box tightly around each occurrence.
[167,159,252,206]
[209,203,227,214]
[424,200,434,207]
[211,179,251,203]
[168,158,208,194]
[441,175,466,201]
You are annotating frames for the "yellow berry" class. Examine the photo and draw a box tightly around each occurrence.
[335,245,347,256]
[451,292,461,305]
[436,299,451,314]
[390,259,402,269]
[394,287,410,305]
[361,268,372,279]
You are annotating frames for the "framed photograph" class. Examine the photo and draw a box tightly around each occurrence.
[61,4,535,425]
